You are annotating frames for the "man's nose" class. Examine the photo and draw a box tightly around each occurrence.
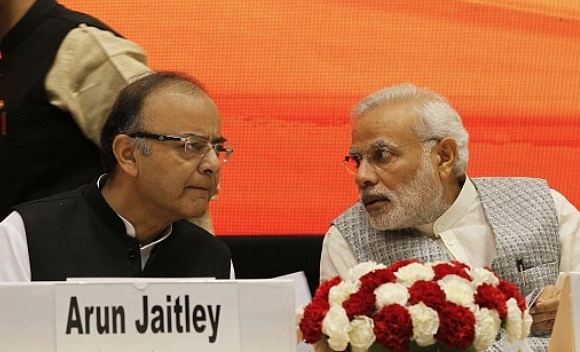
[198,149,222,174]
[354,158,378,188]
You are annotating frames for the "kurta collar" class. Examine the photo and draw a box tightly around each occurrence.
[93,174,172,245]
[415,176,478,237]
[84,174,126,234]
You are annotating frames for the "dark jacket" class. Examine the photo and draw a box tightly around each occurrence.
[0,0,116,219]
[15,182,232,280]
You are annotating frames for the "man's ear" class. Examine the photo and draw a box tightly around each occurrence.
[435,138,457,178]
[112,134,139,177]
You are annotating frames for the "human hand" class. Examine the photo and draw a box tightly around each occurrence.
[312,338,335,352]
[529,284,560,333]
[296,324,334,352]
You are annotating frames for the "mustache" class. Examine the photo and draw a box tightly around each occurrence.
[360,188,393,204]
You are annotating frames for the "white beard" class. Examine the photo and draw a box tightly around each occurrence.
[364,152,448,231]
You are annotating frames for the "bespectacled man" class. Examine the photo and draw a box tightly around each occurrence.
[0,71,234,281]
[320,83,580,351]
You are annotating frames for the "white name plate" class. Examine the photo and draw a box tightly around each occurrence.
[55,281,239,351]
[570,272,580,351]
[0,278,296,352]
[548,272,580,352]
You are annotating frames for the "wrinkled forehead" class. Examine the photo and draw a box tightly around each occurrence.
[143,89,221,134]
[352,102,420,146]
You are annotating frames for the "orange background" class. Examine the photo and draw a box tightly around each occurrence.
[62,0,580,235]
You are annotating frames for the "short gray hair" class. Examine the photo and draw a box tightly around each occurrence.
[351,84,469,177]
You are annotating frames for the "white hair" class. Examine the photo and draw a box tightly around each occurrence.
[351,83,469,177]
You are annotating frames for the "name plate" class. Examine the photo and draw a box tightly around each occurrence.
[0,278,296,351]
[54,281,239,352]
[571,273,580,351]
[548,272,580,351]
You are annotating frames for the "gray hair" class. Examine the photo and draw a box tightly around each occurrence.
[351,84,469,177]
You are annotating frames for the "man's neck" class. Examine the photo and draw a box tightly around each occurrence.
[0,0,36,42]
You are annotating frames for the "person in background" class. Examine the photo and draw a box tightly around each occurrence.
[0,71,234,281]
[0,0,215,231]
[0,0,151,220]
[320,84,580,351]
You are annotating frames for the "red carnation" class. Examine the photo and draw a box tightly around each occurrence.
[343,287,375,319]
[389,258,420,272]
[374,304,413,352]
[313,276,342,302]
[436,302,476,350]
[408,280,446,310]
[498,280,527,311]
[432,261,471,281]
[474,283,508,319]
[307,276,341,321]
[299,301,328,343]
[359,268,397,291]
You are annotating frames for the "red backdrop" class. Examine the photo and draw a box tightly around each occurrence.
[61,0,580,235]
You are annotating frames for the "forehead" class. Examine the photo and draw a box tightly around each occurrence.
[143,87,221,136]
[352,102,419,146]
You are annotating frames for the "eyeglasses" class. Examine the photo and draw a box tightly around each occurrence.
[127,131,233,162]
[343,138,439,174]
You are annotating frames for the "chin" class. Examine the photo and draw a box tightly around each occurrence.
[365,203,389,218]
[177,201,208,220]
[184,207,207,219]
[367,209,406,231]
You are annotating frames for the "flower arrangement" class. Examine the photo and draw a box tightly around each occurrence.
[298,259,532,352]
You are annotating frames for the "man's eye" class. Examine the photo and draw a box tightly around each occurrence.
[185,140,207,153]
[371,148,392,164]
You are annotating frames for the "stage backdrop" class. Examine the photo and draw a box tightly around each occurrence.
[61,0,580,236]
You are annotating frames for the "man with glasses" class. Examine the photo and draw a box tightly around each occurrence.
[0,71,234,281]
[319,84,579,351]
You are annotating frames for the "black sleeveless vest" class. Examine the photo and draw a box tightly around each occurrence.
[0,0,118,219]
[15,183,232,280]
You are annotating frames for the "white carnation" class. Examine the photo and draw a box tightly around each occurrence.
[329,281,359,306]
[375,282,409,308]
[438,275,475,307]
[521,309,533,339]
[396,262,434,285]
[473,307,501,351]
[349,316,376,352]
[408,302,439,346]
[322,305,351,351]
[348,261,386,281]
[504,298,524,342]
[470,267,500,287]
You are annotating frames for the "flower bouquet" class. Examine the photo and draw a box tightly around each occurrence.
[298,259,532,352]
